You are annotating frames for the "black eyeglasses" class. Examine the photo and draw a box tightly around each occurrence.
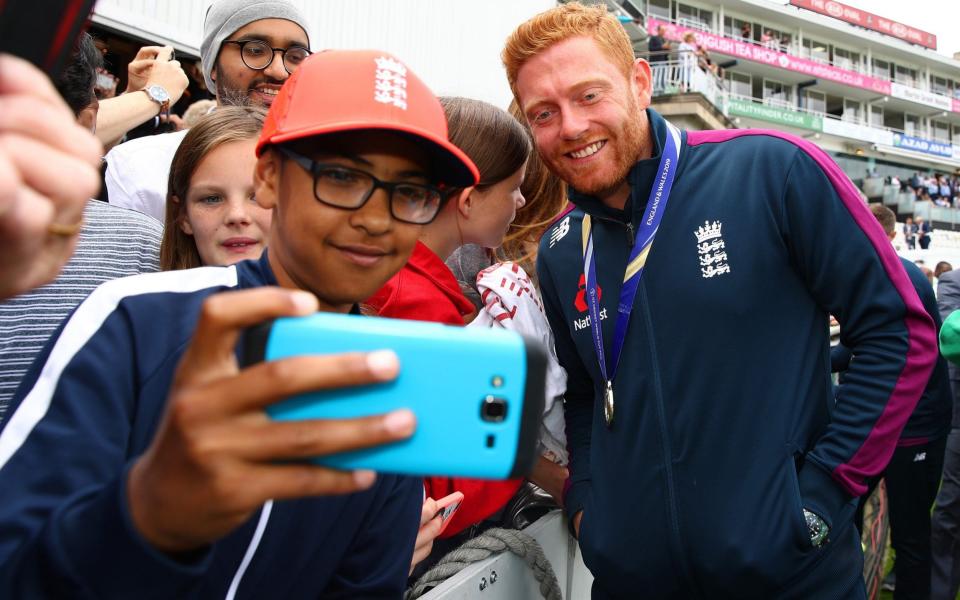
[222,39,311,74]
[277,147,448,225]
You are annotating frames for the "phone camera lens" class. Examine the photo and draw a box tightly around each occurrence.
[481,396,508,422]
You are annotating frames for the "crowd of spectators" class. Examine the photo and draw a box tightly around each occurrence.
[902,172,960,208]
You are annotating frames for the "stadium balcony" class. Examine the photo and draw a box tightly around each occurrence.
[646,54,734,131]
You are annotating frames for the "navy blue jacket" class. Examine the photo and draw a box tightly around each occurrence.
[832,257,952,444]
[539,110,937,598]
[0,253,421,598]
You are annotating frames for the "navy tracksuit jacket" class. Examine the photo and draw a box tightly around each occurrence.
[0,253,421,598]
[539,110,937,599]
[832,257,952,445]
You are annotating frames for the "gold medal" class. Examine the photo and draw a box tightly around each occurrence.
[604,381,615,427]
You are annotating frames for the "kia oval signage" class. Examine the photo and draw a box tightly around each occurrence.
[789,0,936,50]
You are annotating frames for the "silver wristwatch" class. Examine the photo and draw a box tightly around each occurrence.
[803,508,829,547]
[142,84,171,118]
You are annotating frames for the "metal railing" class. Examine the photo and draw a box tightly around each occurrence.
[726,93,954,147]
[648,59,728,110]
[647,62,956,149]
[650,15,951,97]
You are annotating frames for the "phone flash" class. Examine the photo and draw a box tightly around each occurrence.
[491,376,504,388]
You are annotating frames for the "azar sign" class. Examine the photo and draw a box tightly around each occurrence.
[892,134,954,158]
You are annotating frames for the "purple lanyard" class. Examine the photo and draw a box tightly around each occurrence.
[581,122,681,426]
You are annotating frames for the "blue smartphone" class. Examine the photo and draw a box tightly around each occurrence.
[241,313,546,479]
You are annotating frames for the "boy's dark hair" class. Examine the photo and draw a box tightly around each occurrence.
[54,32,103,116]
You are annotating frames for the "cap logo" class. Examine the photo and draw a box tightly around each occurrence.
[374,56,408,110]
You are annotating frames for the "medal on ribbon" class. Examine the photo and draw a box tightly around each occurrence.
[581,122,682,428]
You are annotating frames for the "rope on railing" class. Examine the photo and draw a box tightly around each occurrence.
[405,527,562,600]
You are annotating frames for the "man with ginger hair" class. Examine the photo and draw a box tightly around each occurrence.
[503,3,936,597]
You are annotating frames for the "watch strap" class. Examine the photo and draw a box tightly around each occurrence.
[803,508,829,548]
[142,86,170,117]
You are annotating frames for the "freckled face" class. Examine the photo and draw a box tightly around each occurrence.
[180,139,270,266]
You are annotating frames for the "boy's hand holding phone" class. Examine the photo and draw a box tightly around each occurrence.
[127,287,417,554]
[247,313,547,479]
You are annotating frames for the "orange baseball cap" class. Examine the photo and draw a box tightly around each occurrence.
[256,49,479,188]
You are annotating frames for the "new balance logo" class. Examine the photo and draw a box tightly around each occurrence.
[913,452,927,462]
[549,217,570,248]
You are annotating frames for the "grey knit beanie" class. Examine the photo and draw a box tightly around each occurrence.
[200,0,311,94]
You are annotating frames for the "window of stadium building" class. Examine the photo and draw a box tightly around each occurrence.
[726,71,752,98]
[842,99,862,123]
[677,3,713,30]
[905,114,920,136]
[833,47,861,72]
[872,58,892,80]
[931,75,953,97]
[932,120,951,144]
[723,16,753,41]
[763,79,792,107]
[801,38,829,63]
[825,94,845,120]
[895,64,919,87]
[649,0,670,21]
[804,90,826,115]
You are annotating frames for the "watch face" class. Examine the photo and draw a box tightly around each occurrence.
[147,85,170,103]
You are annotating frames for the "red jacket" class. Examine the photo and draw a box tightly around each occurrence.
[367,241,522,537]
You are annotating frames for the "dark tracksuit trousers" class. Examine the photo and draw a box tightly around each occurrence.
[856,439,947,600]
[933,270,960,600]
[932,428,960,600]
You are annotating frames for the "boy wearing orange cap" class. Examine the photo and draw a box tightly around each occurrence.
[0,50,478,598]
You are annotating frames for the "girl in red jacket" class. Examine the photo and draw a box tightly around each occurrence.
[366,97,540,569]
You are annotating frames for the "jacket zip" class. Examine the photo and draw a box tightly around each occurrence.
[592,213,636,245]
[640,286,703,598]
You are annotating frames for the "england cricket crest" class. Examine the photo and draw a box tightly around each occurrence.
[695,220,731,278]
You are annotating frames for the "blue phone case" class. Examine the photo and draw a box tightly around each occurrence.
[242,313,546,479]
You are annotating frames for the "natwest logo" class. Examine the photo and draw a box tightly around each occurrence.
[574,273,601,312]
[572,274,607,332]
